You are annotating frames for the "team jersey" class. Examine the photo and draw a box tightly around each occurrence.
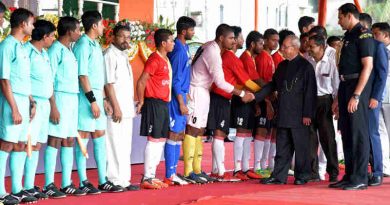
[144,52,172,102]
[168,38,191,97]
[272,50,284,69]
[255,50,275,83]
[239,50,260,81]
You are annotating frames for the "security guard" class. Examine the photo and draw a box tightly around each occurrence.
[329,3,375,190]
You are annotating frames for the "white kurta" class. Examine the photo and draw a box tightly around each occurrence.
[104,44,135,187]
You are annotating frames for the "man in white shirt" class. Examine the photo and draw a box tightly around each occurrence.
[308,34,340,183]
[104,22,139,191]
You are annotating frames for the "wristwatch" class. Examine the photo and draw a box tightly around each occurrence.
[352,94,360,101]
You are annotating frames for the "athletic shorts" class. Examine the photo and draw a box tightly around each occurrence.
[206,92,231,135]
[0,93,29,143]
[78,89,107,132]
[48,92,79,138]
[230,95,256,130]
[30,97,50,145]
[255,100,272,130]
[187,86,210,129]
[168,94,187,133]
[140,98,169,138]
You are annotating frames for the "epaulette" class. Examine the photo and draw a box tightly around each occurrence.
[359,32,372,39]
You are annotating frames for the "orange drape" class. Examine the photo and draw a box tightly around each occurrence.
[318,0,327,27]
[254,0,258,31]
[354,0,363,13]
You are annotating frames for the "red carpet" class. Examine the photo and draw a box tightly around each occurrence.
[6,141,390,205]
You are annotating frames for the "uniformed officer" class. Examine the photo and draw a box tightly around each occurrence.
[329,3,375,190]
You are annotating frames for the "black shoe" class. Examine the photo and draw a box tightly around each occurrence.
[125,184,140,191]
[25,186,49,200]
[43,183,66,199]
[329,176,338,183]
[343,183,368,190]
[294,179,308,185]
[260,177,285,185]
[11,190,38,204]
[98,180,124,193]
[0,194,19,205]
[308,177,320,182]
[80,180,101,195]
[328,180,349,188]
[184,172,207,184]
[368,176,383,186]
[197,172,218,183]
[383,173,390,177]
[61,183,87,196]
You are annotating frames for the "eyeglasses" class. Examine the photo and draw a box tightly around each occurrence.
[280,45,294,50]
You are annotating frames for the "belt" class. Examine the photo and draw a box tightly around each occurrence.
[317,94,332,99]
[339,73,360,82]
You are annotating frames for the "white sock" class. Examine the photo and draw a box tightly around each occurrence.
[261,139,271,169]
[254,140,265,170]
[268,142,276,170]
[212,137,218,174]
[242,137,252,172]
[144,141,159,179]
[213,138,225,175]
[234,137,245,172]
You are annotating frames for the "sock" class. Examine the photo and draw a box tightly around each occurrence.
[10,151,27,194]
[174,141,181,174]
[75,138,89,186]
[61,146,74,188]
[269,142,276,170]
[154,141,166,177]
[234,136,245,172]
[254,140,265,170]
[44,146,58,187]
[193,136,203,174]
[0,151,9,195]
[24,151,39,190]
[213,137,225,175]
[164,140,176,178]
[242,137,252,172]
[93,136,107,185]
[144,140,158,179]
[183,135,196,176]
[261,139,271,169]
[211,138,218,174]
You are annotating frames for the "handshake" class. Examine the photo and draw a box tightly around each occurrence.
[239,90,255,103]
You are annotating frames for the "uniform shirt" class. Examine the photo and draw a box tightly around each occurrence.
[255,50,275,83]
[255,55,317,128]
[212,50,250,99]
[240,51,260,81]
[313,46,339,97]
[0,35,31,96]
[168,38,191,98]
[26,42,53,99]
[339,23,375,75]
[73,34,106,91]
[190,41,234,93]
[48,41,79,94]
[104,44,135,118]
[272,50,284,69]
[382,44,390,104]
[144,52,172,102]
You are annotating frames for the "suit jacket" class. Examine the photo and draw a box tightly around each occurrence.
[370,40,389,102]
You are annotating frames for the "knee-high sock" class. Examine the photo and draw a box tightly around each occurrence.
[261,139,271,169]
[76,138,89,186]
[268,142,276,170]
[0,151,9,195]
[174,141,181,174]
[183,135,196,176]
[164,140,176,178]
[154,141,166,177]
[212,137,218,174]
[24,151,39,190]
[193,136,203,174]
[242,137,252,172]
[61,146,74,188]
[213,137,225,175]
[44,146,58,186]
[144,140,159,179]
[10,151,27,194]
[254,140,265,170]
[93,136,107,185]
[234,137,245,172]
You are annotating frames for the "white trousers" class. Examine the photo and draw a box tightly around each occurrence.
[379,104,390,174]
[106,117,133,187]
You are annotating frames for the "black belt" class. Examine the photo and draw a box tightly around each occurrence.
[317,94,332,99]
[339,73,359,81]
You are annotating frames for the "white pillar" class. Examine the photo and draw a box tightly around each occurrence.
[36,0,41,16]
[115,5,119,22]
[58,0,64,16]
[78,0,84,17]
[12,0,19,8]
[97,2,103,14]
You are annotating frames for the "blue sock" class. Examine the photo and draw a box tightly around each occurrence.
[10,151,27,194]
[24,151,39,190]
[164,140,176,178]
[61,146,73,188]
[0,151,9,195]
[44,146,58,187]
[93,137,107,185]
[174,142,181,174]
[75,138,89,186]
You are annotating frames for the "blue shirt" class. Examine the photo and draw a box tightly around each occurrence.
[48,41,79,94]
[26,42,53,99]
[0,35,31,96]
[168,38,191,97]
[73,34,105,91]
